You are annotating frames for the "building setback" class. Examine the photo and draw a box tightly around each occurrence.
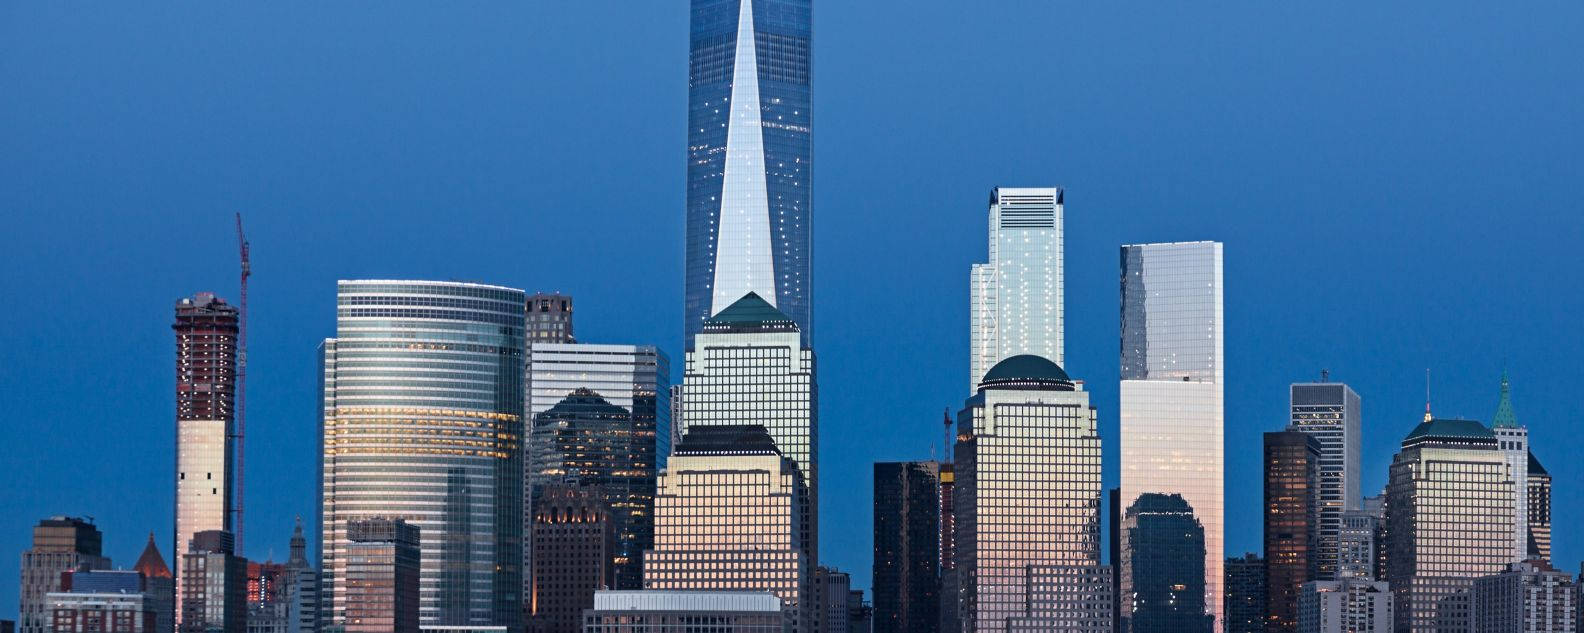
[1265,430,1321,632]
[1288,382,1362,581]
[1296,579,1391,633]
[582,590,789,632]
[1472,560,1576,633]
[969,187,1065,392]
[173,293,239,630]
[18,517,110,633]
[1225,554,1267,633]
[528,485,612,633]
[1119,493,1212,633]
[871,461,939,633]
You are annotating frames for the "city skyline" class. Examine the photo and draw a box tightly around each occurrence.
[2,1,1582,611]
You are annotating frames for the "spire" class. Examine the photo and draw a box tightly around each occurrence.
[1423,368,1433,423]
[133,532,172,579]
[1492,371,1520,428]
[288,516,307,566]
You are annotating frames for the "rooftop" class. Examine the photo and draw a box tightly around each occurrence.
[673,424,782,457]
[1403,418,1496,445]
[979,354,1074,391]
[591,590,784,613]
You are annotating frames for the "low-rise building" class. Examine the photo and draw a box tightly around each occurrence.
[581,591,789,632]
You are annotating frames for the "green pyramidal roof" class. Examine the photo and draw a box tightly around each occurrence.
[1404,418,1496,444]
[1492,372,1519,429]
[704,292,794,326]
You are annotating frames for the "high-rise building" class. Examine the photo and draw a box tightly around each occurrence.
[1361,494,1387,583]
[938,415,958,633]
[525,343,669,590]
[1527,453,1552,562]
[871,461,939,633]
[1004,564,1113,633]
[955,355,1102,632]
[1337,510,1379,581]
[18,516,109,633]
[819,568,851,633]
[677,293,817,569]
[1226,554,1267,633]
[1491,373,1530,563]
[847,590,871,633]
[319,280,525,631]
[1288,382,1362,581]
[283,519,318,633]
[1118,240,1225,631]
[527,485,612,633]
[1265,430,1321,632]
[1472,560,1576,633]
[1296,579,1391,633]
[1385,417,1516,633]
[173,293,239,629]
[247,561,289,633]
[684,0,813,349]
[525,293,574,344]
[581,591,790,632]
[181,531,246,633]
[1118,494,1212,633]
[968,187,1064,392]
[133,534,176,633]
[344,519,420,633]
[643,425,811,631]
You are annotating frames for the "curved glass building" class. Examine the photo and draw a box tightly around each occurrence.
[319,280,525,632]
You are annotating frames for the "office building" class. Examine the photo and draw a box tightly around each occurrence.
[846,590,871,633]
[1118,240,1225,630]
[526,343,669,590]
[19,517,109,633]
[528,485,612,633]
[1296,579,1391,633]
[47,590,158,633]
[1472,560,1576,633]
[677,293,817,568]
[871,461,939,633]
[1265,430,1321,632]
[1119,493,1212,633]
[1226,554,1266,633]
[1288,382,1362,581]
[819,568,850,633]
[343,519,419,633]
[969,187,1064,391]
[955,355,1102,632]
[1004,564,1112,633]
[643,425,810,631]
[174,293,239,629]
[581,590,790,632]
[1337,510,1379,581]
[684,0,813,348]
[939,420,958,633]
[181,531,246,633]
[526,293,574,344]
[1528,453,1552,562]
[1385,417,1515,633]
[1492,373,1530,563]
[319,280,525,631]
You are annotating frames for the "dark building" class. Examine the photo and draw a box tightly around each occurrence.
[1109,488,1122,633]
[1226,554,1266,633]
[1528,452,1553,562]
[180,531,246,633]
[19,517,110,633]
[1264,431,1320,633]
[246,561,288,633]
[133,534,177,633]
[937,411,958,633]
[345,519,419,633]
[526,293,574,344]
[173,293,240,424]
[1120,493,1211,633]
[847,589,871,633]
[528,485,612,633]
[871,461,940,633]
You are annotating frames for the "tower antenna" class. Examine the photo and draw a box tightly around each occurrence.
[1423,368,1432,423]
[234,212,251,554]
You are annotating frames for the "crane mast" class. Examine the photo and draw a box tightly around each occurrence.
[234,213,250,554]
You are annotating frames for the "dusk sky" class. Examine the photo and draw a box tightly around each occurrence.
[2,2,1581,607]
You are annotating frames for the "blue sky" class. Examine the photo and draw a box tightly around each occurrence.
[1,2,1581,604]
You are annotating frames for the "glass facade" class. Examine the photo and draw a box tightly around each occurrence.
[1264,431,1320,632]
[1289,382,1362,582]
[320,280,525,632]
[955,357,1102,632]
[526,485,610,633]
[871,461,939,633]
[1118,494,1212,633]
[1118,240,1225,631]
[173,293,239,630]
[525,343,669,591]
[685,0,813,347]
[969,187,1064,393]
[1224,553,1266,633]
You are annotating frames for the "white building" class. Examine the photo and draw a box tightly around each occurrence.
[1297,579,1392,633]
[1289,382,1363,580]
[1117,240,1225,630]
[1492,373,1530,563]
[969,187,1064,393]
[583,590,790,632]
[1473,560,1577,633]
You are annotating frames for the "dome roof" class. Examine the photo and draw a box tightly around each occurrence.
[982,354,1070,383]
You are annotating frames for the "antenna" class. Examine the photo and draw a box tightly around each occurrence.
[1320,369,1329,383]
[942,407,952,464]
[234,213,251,555]
[1423,368,1432,423]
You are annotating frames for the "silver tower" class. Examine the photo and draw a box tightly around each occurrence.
[969,187,1064,393]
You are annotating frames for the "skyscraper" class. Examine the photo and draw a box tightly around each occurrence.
[1288,381,1362,581]
[1491,373,1529,563]
[319,280,525,631]
[684,0,813,348]
[1472,560,1576,633]
[955,355,1102,632]
[525,342,668,590]
[525,293,574,344]
[1226,554,1267,633]
[969,187,1064,392]
[1265,430,1321,633]
[527,485,612,633]
[819,568,852,633]
[1118,240,1225,630]
[1385,417,1516,633]
[678,292,817,567]
[173,293,239,629]
[871,461,939,633]
[643,425,811,632]
[344,519,420,633]
[1119,494,1212,633]
[18,517,109,633]
[1336,510,1379,581]
[1528,453,1552,563]
[1296,579,1391,633]
[180,531,246,633]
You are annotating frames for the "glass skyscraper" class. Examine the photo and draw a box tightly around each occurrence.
[1264,430,1320,633]
[969,187,1064,393]
[871,461,940,633]
[1117,240,1225,631]
[685,0,813,348]
[1119,494,1212,633]
[173,293,239,629]
[1288,381,1362,581]
[319,280,525,632]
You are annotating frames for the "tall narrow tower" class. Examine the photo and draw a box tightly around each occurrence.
[1491,372,1529,563]
[173,293,239,628]
[969,187,1064,393]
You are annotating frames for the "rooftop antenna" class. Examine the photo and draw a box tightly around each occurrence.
[1320,369,1329,383]
[942,407,953,464]
[1423,368,1432,423]
[234,213,251,555]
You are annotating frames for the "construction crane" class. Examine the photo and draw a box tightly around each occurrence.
[234,212,251,555]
